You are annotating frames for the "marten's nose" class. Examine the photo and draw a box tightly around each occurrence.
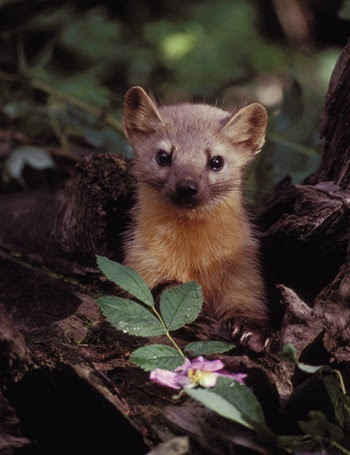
[176,180,198,199]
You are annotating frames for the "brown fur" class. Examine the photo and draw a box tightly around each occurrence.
[123,86,269,323]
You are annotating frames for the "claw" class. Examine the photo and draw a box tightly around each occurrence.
[240,331,252,343]
[231,326,240,337]
[264,337,270,348]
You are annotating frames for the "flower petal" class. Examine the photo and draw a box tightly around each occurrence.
[199,372,219,388]
[191,356,225,372]
[150,369,181,390]
[175,358,191,374]
[218,370,247,384]
[176,376,191,387]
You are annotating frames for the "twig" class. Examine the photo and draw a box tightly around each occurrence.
[32,79,124,135]
[0,72,125,135]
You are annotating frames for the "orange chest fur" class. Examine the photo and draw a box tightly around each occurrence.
[133,199,247,283]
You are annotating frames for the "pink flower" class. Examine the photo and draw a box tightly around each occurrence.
[150,356,246,390]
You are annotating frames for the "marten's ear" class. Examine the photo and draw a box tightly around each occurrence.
[222,103,268,155]
[123,86,163,139]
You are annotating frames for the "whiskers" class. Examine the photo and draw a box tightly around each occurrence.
[136,176,165,191]
[209,181,241,197]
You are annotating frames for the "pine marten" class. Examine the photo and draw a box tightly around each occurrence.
[122,86,270,351]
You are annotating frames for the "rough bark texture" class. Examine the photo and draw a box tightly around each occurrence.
[0,40,349,454]
[316,38,350,189]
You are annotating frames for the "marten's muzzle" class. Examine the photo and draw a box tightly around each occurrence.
[169,179,201,208]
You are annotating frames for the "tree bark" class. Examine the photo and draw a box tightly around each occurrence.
[0,40,349,454]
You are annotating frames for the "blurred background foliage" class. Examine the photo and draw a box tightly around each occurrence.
[0,0,349,199]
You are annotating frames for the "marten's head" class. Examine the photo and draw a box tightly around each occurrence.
[123,86,267,213]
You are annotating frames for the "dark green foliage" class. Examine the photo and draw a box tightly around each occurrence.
[339,1,350,19]
[0,0,342,192]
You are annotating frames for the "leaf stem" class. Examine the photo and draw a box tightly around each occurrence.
[323,438,350,455]
[32,79,125,134]
[0,71,125,135]
[334,369,347,395]
[152,307,186,359]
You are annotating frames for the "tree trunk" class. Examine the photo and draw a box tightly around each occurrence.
[0,40,349,454]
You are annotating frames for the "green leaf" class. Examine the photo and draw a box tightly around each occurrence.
[323,374,350,429]
[96,256,154,307]
[187,378,274,436]
[49,73,111,107]
[160,281,202,331]
[130,344,184,371]
[97,296,164,336]
[299,410,344,441]
[215,377,274,436]
[298,362,323,374]
[280,343,324,374]
[60,8,121,62]
[186,387,254,430]
[277,434,317,452]
[184,340,235,356]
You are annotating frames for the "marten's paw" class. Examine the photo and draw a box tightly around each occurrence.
[226,317,272,353]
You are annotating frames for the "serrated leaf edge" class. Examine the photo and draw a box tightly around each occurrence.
[161,281,200,330]
[96,255,154,307]
[130,344,184,371]
[184,340,235,355]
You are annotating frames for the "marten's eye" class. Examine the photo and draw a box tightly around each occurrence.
[208,155,224,171]
[156,150,171,166]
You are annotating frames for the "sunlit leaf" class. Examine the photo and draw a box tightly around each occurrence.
[130,344,184,371]
[184,340,235,356]
[97,296,164,337]
[160,281,202,331]
[215,377,274,436]
[186,387,255,430]
[97,256,154,307]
